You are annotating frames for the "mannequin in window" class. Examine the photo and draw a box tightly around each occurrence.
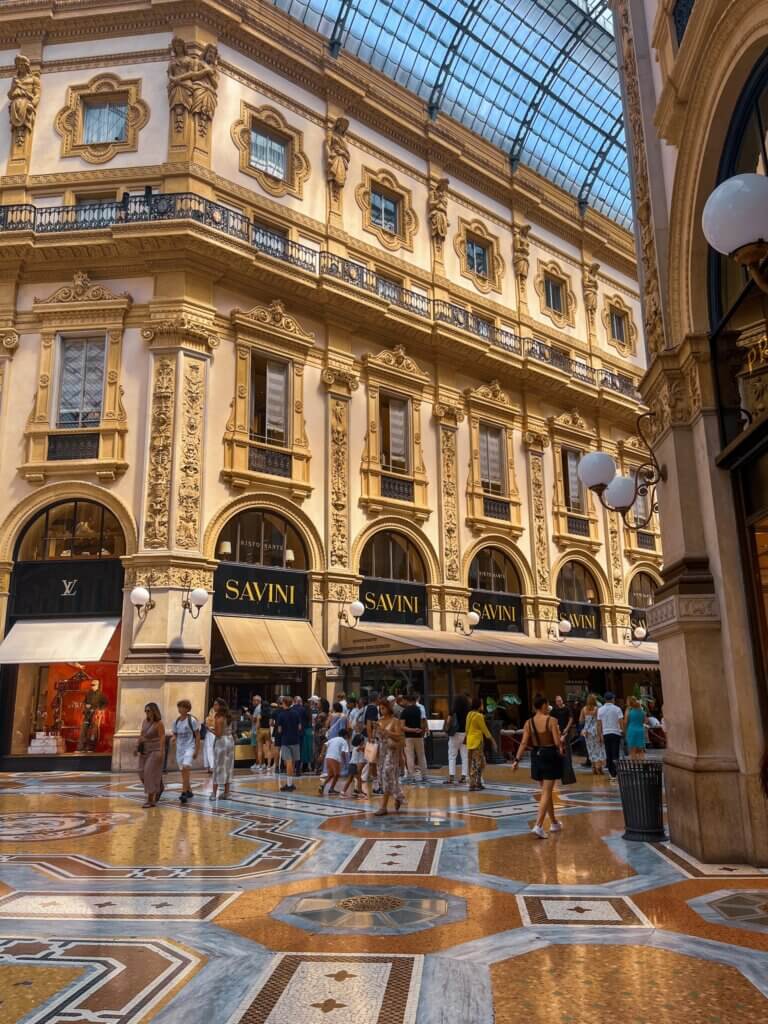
[77,678,108,752]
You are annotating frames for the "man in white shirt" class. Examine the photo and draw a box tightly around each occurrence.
[597,692,624,781]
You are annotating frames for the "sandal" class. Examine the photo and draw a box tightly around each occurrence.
[373,809,388,816]
[142,802,153,808]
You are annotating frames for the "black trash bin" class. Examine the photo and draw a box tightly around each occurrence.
[616,759,666,842]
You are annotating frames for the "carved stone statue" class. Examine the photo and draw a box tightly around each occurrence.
[428,177,449,246]
[8,55,41,140]
[583,261,600,334]
[167,38,219,134]
[512,223,531,282]
[326,116,351,194]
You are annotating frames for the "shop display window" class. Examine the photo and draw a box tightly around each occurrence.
[17,500,125,561]
[216,509,307,569]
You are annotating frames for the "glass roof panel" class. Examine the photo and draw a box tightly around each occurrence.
[272,0,633,228]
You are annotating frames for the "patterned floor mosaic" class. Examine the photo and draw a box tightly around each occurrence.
[0,764,767,1023]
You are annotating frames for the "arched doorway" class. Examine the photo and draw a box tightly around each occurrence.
[556,560,602,638]
[468,546,525,633]
[0,500,126,766]
[209,508,328,717]
[358,530,427,625]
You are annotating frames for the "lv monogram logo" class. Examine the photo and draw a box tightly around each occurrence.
[61,579,78,597]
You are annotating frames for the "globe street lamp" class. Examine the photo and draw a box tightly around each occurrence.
[577,413,665,527]
[702,172,768,292]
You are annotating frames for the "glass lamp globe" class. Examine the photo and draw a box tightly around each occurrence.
[558,617,572,635]
[467,610,481,627]
[604,474,637,512]
[702,173,768,256]
[130,586,150,607]
[349,599,365,620]
[578,451,616,491]
[189,587,209,608]
[633,624,648,641]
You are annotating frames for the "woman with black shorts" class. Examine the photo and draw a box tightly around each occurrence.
[511,695,564,838]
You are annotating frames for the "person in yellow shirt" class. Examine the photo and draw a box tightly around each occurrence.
[465,696,496,791]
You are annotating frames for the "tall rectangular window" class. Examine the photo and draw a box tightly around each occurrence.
[466,238,489,277]
[610,307,627,344]
[83,100,128,144]
[544,275,564,314]
[562,448,584,513]
[251,354,289,446]
[371,190,399,233]
[380,393,410,473]
[479,423,505,494]
[57,337,105,428]
[250,129,287,179]
[632,472,650,525]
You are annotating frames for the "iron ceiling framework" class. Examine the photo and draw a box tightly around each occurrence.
[273,0,632,228]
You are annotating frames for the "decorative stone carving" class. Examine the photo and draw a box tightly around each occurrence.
[8,54,40,144]
[522,430,550,451]
[466,380,511,406]
[363,344,428,380]
[433,402,465,426]
[326,116,351,205]
[322,365,359,395]
[512,224,531,283]
[167,38,219,137]
[428,177,449,261]
[0,330,20,355]
[647,376,691,441]
[176,359,204,550]
[555,408,587,430]
[124,566,213,589]
[608,511,624,601]
[616,0,665,355]
[582,261,600,342]
[142,313,220,352]
[54,73,149,164]
[529,450,550,592]
[35,272,128,305]
[440,426,460,581]
[329,396,349,568]
[231,300,314,341]
[329,581,359,604]
[144,358,175,548]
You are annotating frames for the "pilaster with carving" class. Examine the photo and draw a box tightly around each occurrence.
[22,273,131,482]
[434,400,464,583]
[323,361,358,569]
[523,427,552,602]
[428,177,450,270]
[144,356,176,549]
[7,54,40,175]
[176,357,205,549]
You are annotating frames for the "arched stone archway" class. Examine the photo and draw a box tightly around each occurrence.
[350,516,441,585]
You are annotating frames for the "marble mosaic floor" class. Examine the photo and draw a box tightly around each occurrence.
[0,765,767,1023]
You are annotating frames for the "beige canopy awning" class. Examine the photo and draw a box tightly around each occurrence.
[338,623,659,671]
[0,618,120,665]
[214,615,332,669]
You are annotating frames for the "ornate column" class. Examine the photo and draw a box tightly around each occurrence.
[114,308,219,770]
[434,397,468,628]
[523,427,555,635]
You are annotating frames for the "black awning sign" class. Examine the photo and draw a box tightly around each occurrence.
[470,590,524,632]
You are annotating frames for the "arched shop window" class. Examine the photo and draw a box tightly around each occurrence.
[468,547,521,593]
[359,531,426,582]
[629,572,657,609]
[216,509,307,569]
[16,501,125,561]
[556,561,599,604]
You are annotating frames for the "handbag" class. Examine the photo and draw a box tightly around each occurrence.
[136,740,145,755]
[560,742,577,785]
[364,740,379,764]
[445,714,457,737]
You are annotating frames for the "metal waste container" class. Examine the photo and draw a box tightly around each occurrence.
[616,759,666,841]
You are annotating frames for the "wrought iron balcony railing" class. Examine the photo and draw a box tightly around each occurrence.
[381,474,415,501]
[483,496,511,520]
[0,196,641,400]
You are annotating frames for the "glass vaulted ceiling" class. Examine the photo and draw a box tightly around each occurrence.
[272,0,633,228]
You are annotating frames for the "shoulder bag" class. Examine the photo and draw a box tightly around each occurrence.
[364,740,379,764]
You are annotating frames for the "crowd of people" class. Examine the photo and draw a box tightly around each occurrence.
[134,689,665,828]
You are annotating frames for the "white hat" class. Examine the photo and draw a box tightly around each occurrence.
[387,694,396,701]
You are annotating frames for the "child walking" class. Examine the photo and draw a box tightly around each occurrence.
[320,729,350,796]
[171,700,201,804]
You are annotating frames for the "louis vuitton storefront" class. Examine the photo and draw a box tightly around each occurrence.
[0,500,125,770]
[208,509,331,711]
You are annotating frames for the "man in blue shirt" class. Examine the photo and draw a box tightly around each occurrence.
[276,696,303,791]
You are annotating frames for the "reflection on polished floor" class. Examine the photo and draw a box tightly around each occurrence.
[1,765,767,1024]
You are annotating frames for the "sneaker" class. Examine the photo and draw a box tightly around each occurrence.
[249,764,260,773]
[459,776,467,784]
[184,790,194,799]
[550,821,563,832]
[279,784,294,792]
[179,793,188,804]
[443,777,455,785]
[531,825,548,839]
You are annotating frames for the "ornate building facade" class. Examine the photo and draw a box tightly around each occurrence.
[616,0,768,864]
[0,0,658,770]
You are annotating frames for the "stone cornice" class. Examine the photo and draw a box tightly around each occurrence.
[0,0,637,270]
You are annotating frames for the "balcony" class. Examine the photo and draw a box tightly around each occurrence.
[0,195,640,401]
[381,474,414,501]
[567,514,590,537]
[248,444,292,478]
[47,432,100,461]
[637,531,657,551]
[483,496,511,520]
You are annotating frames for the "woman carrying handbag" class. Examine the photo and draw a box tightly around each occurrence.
[511,695,564,838]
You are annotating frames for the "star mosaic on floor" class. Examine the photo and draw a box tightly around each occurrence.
[1,765,767,1024]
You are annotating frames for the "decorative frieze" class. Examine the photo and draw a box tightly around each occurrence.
[176,358,205,550]
[329,395,349,568]
[144,357,176,549]
[141,313,220,353]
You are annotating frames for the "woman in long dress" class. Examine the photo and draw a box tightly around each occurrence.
[203,705,216,773]
[137,703,165,809]
[375,697,405,816]
[580,694,606,774]
[211,698,234,800]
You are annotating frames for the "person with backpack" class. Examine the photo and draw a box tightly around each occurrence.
[171,699,201,804]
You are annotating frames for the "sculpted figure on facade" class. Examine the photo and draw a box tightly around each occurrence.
[428,178,449,258]
[582,261,600,340]
[8,55,40,142]
[326,117,351,200]
[167,38,219,135]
